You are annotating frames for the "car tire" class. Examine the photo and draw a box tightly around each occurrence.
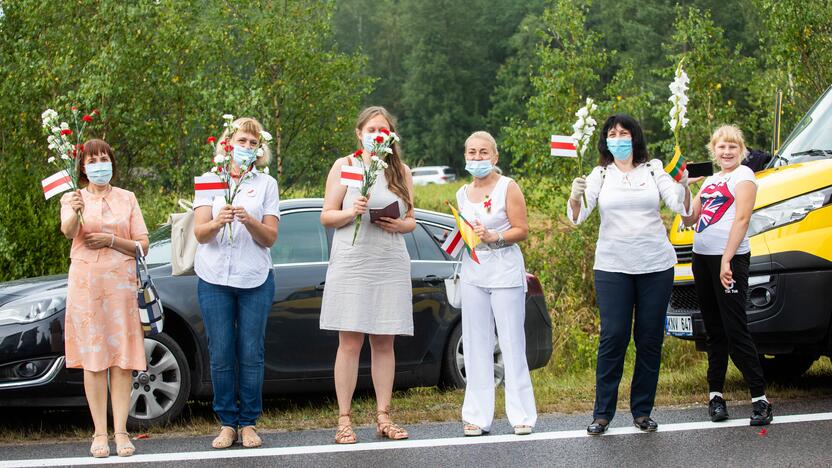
[126,333,191,429]
[758,352,817,382]
[441,323,505,389]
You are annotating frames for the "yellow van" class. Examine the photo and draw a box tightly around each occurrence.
[665,85,832,380]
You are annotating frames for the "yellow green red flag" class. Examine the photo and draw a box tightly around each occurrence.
[664,145,687,181]
[447,202,481,264]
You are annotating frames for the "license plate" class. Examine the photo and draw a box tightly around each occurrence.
[666,315,693,336]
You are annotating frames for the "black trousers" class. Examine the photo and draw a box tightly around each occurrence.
[691,252,766,397]
[593,268,674,420]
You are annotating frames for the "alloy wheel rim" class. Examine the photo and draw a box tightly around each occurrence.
[130,338,182,420]
[455,333,505,386]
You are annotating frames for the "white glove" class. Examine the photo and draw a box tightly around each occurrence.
[570,177,587,202]
[678,169,689,186]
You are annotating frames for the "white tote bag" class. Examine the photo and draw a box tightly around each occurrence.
[444,260,462,309]
[168,200,197,276]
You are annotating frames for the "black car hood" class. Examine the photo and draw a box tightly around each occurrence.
[0,274,68,307]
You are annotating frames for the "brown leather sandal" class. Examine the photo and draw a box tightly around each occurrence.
[335,412,357,444]
[240,426,262,448]
[212,426,237,449]
[376,408,408,440]
[114,431,135,457]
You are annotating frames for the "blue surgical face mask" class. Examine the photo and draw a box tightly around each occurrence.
[362,132,381,153]
[465,160,494,178]
[86,161,112,185]
[232,145,257,167]
[607,137,633,160]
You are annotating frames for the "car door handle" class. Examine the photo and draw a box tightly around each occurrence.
[420,275,444,284]
[315,282,326,291]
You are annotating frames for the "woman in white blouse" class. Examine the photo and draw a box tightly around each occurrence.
[193,117,280,449]
[568,114,691,435]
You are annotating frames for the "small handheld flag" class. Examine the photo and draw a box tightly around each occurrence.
[42,170,73,200]
[551,135,577,158]
[446,202,481,264]
[194,175,228,198]
[340,165,364,188]
[441,227,464,258]
[664,145,687,181]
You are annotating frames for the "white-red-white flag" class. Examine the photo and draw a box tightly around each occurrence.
[441,227,463,258]
[340,165,364,188]
[551,135,577,158]
[194,175,228,198]
[42,170,73,200]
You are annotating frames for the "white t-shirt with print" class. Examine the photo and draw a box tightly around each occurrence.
[692,165,757,256]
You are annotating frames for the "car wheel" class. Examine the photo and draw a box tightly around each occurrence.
[441,323,504,389]
[758,353,817,382]
[126,333,191,429]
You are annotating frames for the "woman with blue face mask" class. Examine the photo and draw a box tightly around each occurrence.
[193,117,280,449]
[59,139,150,458]
[567,114,692,435]
[456,131,536,437]
[320,106,416,444]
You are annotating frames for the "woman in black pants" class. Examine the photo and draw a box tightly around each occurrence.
[682,125,772,426]
[568,114,692,434]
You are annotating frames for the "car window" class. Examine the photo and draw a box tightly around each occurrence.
[404,231,418,259]
[412,169,434,177]
[414,223,448,260]
[443,168,455,175]
[271,211,329,264]
[145,225,172,266]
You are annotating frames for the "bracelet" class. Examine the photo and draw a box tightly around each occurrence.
[109,233,115,248]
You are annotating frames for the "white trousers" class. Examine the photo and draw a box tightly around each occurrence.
[460,283,537,431]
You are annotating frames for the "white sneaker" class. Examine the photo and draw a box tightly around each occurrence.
[514,425,533,435]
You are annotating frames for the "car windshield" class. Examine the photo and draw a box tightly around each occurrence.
[145,224,173,266]
[769,85,832,167]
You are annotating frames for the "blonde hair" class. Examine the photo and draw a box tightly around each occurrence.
[355,106,412,212]
[707,125,746,161]
[217,117,272,167]
[465,131,498,154]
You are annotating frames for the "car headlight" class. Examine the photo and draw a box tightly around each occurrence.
[748,186,832,237]
[0,291,66,326]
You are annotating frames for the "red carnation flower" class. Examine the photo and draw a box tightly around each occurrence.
[353,149,363,157]
[207,136,217,144]
[61,129,73,136]
[379,128,390,135]
[78,144,85,152]
[71,106,78,111]
[374,135,384,143]
[92,108,100,115]
[82,115,93,122]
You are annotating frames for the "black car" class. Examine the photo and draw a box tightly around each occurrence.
[0,199,552,428]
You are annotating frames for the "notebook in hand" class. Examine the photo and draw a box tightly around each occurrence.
[369,201,401,223]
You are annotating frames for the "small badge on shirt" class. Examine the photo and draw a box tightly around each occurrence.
[246,188,256,197]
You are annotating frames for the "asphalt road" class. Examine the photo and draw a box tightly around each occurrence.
[2,397,831,467]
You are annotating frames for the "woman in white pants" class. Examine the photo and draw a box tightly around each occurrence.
[456,131,537,436]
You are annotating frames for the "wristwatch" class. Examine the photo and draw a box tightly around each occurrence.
[494,231,506,248]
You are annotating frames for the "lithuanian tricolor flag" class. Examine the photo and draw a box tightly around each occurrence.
[443,202,481,264]
[664,145,687,181]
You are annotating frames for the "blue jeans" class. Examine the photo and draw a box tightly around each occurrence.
[593,268,673,421]
[197,271,274,428]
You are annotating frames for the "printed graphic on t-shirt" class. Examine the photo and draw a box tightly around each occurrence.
[696,181,733,233]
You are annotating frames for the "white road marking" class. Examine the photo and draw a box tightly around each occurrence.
[3,411,831,467]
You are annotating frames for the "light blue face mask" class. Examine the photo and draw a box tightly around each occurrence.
[607,137,633,160]
[465,160,494,178]
[362,132,381,153]
[86,162,112,185]
[232,145,257,167]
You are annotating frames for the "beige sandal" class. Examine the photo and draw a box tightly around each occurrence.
[114,432,135,457]
[240,426,262,448]
[513,425,533,435]
[212,426,237,449]
[335,413,357,444]
[464,423,483,436]
[376,408,408,440]
[89,433,110,458]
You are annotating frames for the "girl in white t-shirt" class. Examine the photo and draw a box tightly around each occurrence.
[682,125,772,427]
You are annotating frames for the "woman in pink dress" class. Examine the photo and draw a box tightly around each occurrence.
[60,139,149,458]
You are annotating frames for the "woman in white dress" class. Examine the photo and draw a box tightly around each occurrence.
[320,106,415,444]
[456,131,537,436]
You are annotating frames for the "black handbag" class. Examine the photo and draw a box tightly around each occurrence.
[135,243,164,335]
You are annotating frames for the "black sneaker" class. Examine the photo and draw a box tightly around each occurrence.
[709,396,729,422]
[750,400,773,426]
[633,416,658,432]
